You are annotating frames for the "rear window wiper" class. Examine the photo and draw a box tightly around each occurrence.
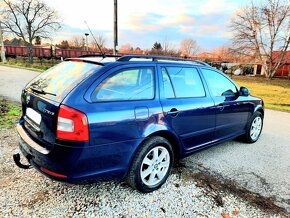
[30,87,56,96]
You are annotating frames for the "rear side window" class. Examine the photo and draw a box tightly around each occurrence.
[162,67,205,98]
[91,67,154,102]
[201,69,237,97]
[27,61,100,102]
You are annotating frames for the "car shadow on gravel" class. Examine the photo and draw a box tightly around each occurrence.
[171,160,289,216]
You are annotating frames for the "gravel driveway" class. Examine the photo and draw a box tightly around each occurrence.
[0,65,289,216]
[0,128,285,217]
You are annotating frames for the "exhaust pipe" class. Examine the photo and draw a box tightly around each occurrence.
[13,153,32,169]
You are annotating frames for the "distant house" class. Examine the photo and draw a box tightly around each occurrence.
[253,55,267,76]
[253,51,290,77]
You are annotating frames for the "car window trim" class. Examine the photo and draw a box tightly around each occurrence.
[161,67,176,98]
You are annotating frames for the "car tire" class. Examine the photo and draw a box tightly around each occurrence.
[243,111,263,143]
[127,136,174,193]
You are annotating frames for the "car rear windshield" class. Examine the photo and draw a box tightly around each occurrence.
[26,61,101,102]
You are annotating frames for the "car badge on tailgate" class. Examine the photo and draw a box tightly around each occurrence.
[43,108,55,116]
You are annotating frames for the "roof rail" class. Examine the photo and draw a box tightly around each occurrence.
[117,55,210,66]
[78,53,121,58]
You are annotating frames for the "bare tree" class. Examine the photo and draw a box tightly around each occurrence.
[230,0,290,78]
[56,40,70,49]
[162,37,178,56]
[180,38,200,56]
[90,34,106,52]
[119,43,133,54]
[162,37,171,54]
[1,0,61,63]
[96,34,106,49]
[210,46,235,62]
[70,36,85,49]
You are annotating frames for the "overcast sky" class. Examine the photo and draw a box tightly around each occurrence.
[45,0,253,51]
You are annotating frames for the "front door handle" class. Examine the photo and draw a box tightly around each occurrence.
[217,103,224,111]
[167,108,179,117]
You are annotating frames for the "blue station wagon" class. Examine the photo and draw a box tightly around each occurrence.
[14,55,264,192]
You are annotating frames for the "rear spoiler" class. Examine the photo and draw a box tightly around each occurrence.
[65,58,105,66]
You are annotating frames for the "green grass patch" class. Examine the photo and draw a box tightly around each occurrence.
[232,76,290,113]
[0,57,60,72]
[0,97,22,128]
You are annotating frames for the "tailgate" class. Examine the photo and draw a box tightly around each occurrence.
[21,91,59,148]
[19,61,101,148]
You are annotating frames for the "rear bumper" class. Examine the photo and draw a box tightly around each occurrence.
[16,123,141,182]
[16,124,50,154]
[16,123,71,181]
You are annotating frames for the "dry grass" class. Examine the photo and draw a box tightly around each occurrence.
[232,75,290,113]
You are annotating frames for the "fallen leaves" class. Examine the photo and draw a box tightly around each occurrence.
[221,211,231,218]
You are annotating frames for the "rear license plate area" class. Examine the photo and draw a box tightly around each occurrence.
[25,108,42,132]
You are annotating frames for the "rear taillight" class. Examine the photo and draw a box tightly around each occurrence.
[56,105,89,141]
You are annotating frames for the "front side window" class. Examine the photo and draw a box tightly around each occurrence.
[91,68,154,102]
[162,67,205,98]
[201,69,237,97]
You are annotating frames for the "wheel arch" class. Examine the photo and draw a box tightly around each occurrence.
[127,129,182,175]
[144,130,182,161]
[254,105,264,118]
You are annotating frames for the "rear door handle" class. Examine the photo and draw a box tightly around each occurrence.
[217,103,224,111]
[167,108,179,117]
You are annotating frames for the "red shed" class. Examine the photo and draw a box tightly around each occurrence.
[272,51,290,77]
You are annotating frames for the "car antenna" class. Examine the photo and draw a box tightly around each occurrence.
[84,20,106,58]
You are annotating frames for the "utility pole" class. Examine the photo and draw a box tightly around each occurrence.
[0,21,6,63]
[85,33,89,51]
[113,0,118,55]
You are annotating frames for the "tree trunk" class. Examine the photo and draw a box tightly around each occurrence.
[269,68,277,79]
[265,70,272,79]
[27,42,33,64]
[0,22,6,63]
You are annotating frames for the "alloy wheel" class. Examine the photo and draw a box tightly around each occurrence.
[140,146,170,187]
[250,116,262,141]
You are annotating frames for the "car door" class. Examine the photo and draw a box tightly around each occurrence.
[200,68,252,141]
[84,64,161,147]
[158,65,216,152]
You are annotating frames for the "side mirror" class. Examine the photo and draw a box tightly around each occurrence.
[240,87,250,96]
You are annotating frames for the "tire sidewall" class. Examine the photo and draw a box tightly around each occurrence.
[246,111,263,143]
[133,137,174,193]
